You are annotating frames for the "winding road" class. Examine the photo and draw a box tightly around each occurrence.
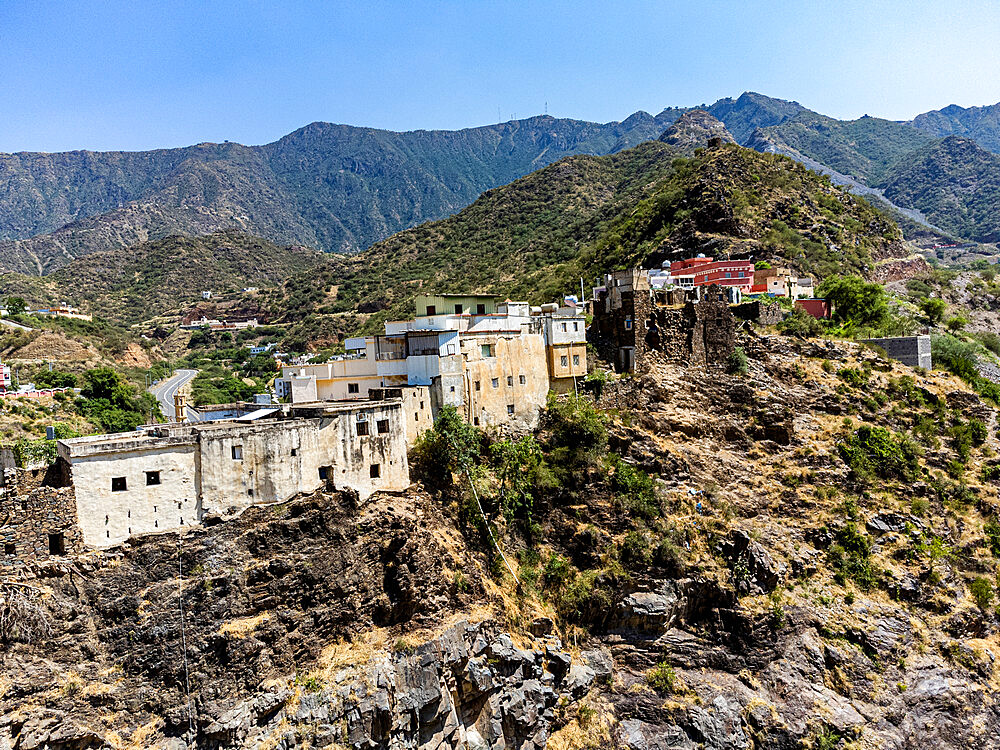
[149,368,201,422]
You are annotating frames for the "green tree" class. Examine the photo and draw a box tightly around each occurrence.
[919,297,946,324]
[816,275,888,329]
[5,297,26,316]
[77,367,160,432]
[945,316,968,332]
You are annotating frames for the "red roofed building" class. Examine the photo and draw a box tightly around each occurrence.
[669,256,755,291]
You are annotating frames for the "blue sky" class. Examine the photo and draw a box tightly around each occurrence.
[2,0,999,152]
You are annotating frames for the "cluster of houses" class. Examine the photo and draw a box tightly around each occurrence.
[0,291,588,565]
[0,255,932,567]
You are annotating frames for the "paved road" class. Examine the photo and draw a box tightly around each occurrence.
[149,369,200,422]
[0,317,33,332]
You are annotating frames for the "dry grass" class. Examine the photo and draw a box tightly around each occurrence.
[217,611,271,638]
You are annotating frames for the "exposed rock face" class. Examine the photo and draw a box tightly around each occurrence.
[659,111,736,152]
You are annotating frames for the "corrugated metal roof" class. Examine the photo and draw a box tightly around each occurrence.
[234,408,281,422]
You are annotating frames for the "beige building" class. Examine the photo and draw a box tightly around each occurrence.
[58,400,410,548]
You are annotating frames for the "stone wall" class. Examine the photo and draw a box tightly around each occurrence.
[733,300,784,326]
[863,335,932,369]
[0,461,80,573]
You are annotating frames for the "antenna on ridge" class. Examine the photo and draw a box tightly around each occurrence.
[545,101,548,115]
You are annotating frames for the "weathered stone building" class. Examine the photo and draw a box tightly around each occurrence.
[53,399,410,549]
[591,269,736,372]
[0,462,80,572]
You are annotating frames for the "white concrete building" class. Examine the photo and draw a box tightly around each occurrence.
[58,400,410,548]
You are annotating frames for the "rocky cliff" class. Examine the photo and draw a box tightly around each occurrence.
[3,333,1000,749]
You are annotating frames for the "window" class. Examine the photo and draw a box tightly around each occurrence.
[145,471,160,486]
[48,532,65,556]
[560,355,568,367]
[247,489,254,497]
[573,355,580,366]
[348,382,360,394]
[507,376,513,387]
[473,417,480,426]
[425,305,436,316]
[370,463,381,478]
[450,385,456,392]
[291,448,297,456]
[475,380,481,391]
[481,344,493,357]
[447,344,456,355]
[476,304,486,315]
[454,303,463,314]
[519,375,526,385]
[377,419,389,434]
[561,322,567,332]
[420,401,424,409]
[4,543,14,555]
[507,404,515,415]
[232,445,243,460]
[415,412,419,421]
[111,477,127,492]
[356,420,369,436]
[573,321,579,331]
[725,271,732,278]
[624,317,633,330]
[491,378,499,388]
[319,466,331,480]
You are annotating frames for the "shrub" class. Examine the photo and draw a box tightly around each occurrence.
[646,662,678,693]
[816,275,888,329]
[969,577,995,610]
[727,347,748,376]
[919,297,947,324]
[608,454,660,521]
[410,406,482,490]
[780,307,823,337]
[619,530,651,569]
[838,425,920,481]
[828,522,878,589]
[945,316,968,333]
[932,334,979,381]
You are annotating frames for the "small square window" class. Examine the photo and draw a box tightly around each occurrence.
[507,404,515,415]
[481,344,493,357]
[232,445,243,460]
[475,380,481,391]
[425,305,436,316]
[561,322,567,332]
[111,477,127,492]
[491,378,499,388]
[370,463,381,478]
[454,303,463,314]
[450,385,456,392]
[291,448,297,456]
[377,419,389,434]
[247,488,254,497]
[473,417,480,426]
[348,382,359,394]
[476,304,486,315]
[356,420,369,436]
[319,466,330,480]
[506,376,513,387]
[519,375,526,385]
[624,317,633,330]
[573,355,580,366]
[145,471,160,486]
[4,543,14,555]
[560,356,568,367]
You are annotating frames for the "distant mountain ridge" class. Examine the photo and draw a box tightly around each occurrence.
[2,90,1000,275]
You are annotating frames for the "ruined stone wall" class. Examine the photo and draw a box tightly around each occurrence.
[0,463,80,572]
[637,286,736,368]
[733,300,784,326]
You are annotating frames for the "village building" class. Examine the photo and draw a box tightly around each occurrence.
[276,294,587,432]
[0,398,411,563]
[669,256,755,292]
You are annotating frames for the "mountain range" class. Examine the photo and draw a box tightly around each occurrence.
[1,92,999,276]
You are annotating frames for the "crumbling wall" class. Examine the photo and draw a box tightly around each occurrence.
[641,286,736,367]
[733,300,784,326]
[0,463,81,572]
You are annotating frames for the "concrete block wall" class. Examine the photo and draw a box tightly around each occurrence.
[863,336,931,369]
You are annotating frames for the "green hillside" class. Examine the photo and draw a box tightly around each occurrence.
[748,112,936,183]
[877,136,1000,242]
[262,139,905,348]
[910,102,1000,153]
[0,230,322,323]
